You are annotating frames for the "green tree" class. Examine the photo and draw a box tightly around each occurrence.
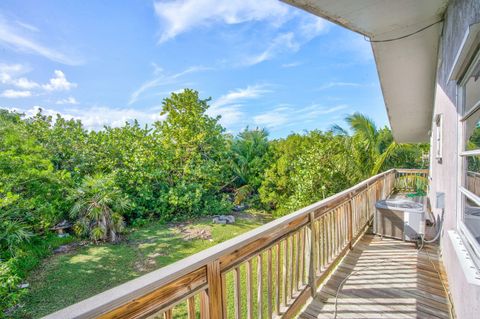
[153,89,232,218]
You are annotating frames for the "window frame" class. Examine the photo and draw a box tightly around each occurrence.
[458,48,480,269]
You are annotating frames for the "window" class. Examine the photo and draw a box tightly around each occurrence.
[459,49,480,267]
[435,113,443,160]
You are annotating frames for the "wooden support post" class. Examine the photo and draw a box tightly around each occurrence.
[206,260,223,319]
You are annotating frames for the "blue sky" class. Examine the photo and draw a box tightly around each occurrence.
[0,0,389,138]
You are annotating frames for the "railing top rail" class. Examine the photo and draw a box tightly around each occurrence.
[44,168,398,319]
[395,168,429,173]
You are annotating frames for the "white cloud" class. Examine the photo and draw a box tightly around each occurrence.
[317,82,362,90]
[281,61,302,68]
[129,65,210,105]
[209,84,272,127]
[298,16,329,40]
[254,104,349,129]
[42,70,77,91]
[211,85,271,108]
[56,96,78,105]
[0,65,77,98]
[242,16,329,66]
[244,32,300,66]
[0,63,39,89]
[0,16,82,65]
[11,77,39,89]
[15,20,39,32]
[9,105,166,130]
[1,89,31,98]
[154,0,289,43]
[253,111,288,128]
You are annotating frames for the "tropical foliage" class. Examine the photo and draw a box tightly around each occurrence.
[70,174,128,243]
[0,89,427,313]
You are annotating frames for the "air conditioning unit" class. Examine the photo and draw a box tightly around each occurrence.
[374,199,426,241]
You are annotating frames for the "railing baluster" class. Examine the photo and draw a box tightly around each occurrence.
[187,296,195,319]
[321,216,326,269]
[233,267,241,319]
[247,259,253,319]
[267,248,273,319]
[295,231,300,291]
[289,235,294,299]
[283,238,288,308]
[200,290,209,319]
[301,226,306,285]
[221,273,227,319]
[163,309,172,319]
[315,219,320,274]
[333,208,340,255]
[257,254,263,319]
[275,242,281,316]
[308,212,317,296]
[328,212,333,263]
[348,197,353,249]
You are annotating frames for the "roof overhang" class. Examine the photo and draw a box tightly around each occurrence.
[283,0,449,142]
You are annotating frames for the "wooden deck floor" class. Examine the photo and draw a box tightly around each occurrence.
[299,234,452,319]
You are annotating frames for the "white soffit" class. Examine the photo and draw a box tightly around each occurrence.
[283,0,449,142]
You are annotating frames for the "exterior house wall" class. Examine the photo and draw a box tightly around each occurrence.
[429,1,480,318]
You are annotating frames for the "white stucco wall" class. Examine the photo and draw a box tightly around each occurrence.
[429,1,480,318]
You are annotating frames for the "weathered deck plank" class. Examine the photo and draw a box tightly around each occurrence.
[299,234,452,319]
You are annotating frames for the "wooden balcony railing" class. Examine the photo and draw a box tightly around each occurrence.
[44,168,428,319]
[466,170,480,197]
[394,168,429,192]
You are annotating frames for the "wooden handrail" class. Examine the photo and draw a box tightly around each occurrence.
[44,168,425,319]
[395,168,429,174]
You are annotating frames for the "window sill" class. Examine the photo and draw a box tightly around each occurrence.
[448,230,480,286]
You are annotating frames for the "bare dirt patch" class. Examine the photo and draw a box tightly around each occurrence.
[53,241,88,254]
[171,224,212,241]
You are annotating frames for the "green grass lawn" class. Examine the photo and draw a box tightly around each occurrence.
[14,211,271,318]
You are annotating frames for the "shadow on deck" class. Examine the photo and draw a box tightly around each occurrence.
[299,233,452,319]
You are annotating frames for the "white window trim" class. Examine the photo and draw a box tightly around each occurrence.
[457,47,480,270]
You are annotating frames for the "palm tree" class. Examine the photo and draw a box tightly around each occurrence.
[70,174,128,243]
[333,113,399,176]
[0,212,32,256]
[231,128,270,204]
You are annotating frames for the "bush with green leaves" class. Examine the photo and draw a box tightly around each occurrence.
[0,110,73,231]
[259,131,361,215]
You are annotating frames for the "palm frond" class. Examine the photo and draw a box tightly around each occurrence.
[330,124,349,136]
[372,141,399,175]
